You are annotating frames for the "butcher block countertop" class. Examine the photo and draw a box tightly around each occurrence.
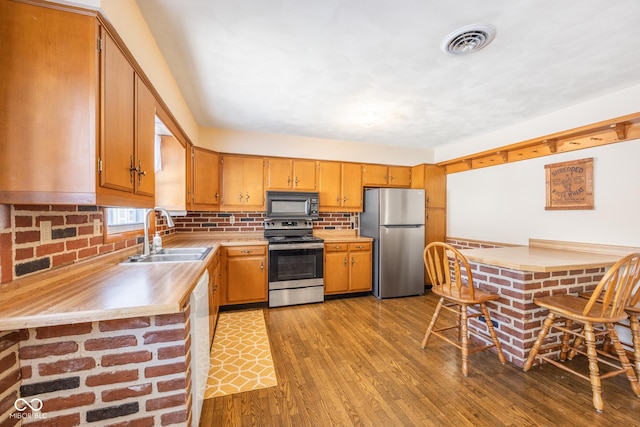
[0,233,266,330]
[460,246,626,273]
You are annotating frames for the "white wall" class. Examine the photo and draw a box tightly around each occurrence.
[447,138,640,246]
[199,127,435,165]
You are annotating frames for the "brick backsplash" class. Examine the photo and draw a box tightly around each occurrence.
[0,204,359,284]
[174,211,357,232]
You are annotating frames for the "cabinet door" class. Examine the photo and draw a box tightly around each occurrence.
[221,155,245,208]
[134,76,155,197]
[341,163,363,210]
[425,208,446,245]
[388,166,411,187]
[100,31,135,193]
[192,147,220,207]
[324,251,349,294]
[349,250,372,292]
[425,165,446,208]
[292,159,317,191]
[0,1,96,202]
[318,161,342,209]
[243,157,265,208]
[362,164,388,186]
[265,158,293,190]
[226,255,267,304]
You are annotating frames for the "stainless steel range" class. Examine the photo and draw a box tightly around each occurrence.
[265,219,324,308]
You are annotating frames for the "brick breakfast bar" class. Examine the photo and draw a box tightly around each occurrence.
[456,240,633,368]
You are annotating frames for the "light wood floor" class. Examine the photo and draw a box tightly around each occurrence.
[200,291,640,426]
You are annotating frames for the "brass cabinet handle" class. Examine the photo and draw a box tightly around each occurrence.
[343,196,348,202]
[238,192,243,202]
[355,245,364,249]
[295,177,299,186]
[287,176,291,185]
[136,161,146,185]
[129,155,136,183]
[215,192,219,200]
[343,257,348,266]
[245,193,250,202]
[333,245,341,249]
[241,249,251,254]
[260,261,264,271]
[351,256,355,266]
[336,195,340,203]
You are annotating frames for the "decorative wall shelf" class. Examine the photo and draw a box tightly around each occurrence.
[438,112,640,174]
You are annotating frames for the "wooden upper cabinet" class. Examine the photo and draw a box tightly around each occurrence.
[318,161,363,212]
[292,159,318,191]
[362,164,411,187]
[97,30,154,207]
[221,155,265,211]
[0,2,159,207]
[388,166,411,187]
[189,147,220,209]
[318,161,342,209]
[265,158,317,191]
[341,163,363,210]
[424,165,446,208]
[0,1,98,204]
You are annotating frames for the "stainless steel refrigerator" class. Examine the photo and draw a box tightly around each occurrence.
[360,188,425,299]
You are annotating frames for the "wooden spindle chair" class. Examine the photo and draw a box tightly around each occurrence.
[422,242,506,377]
[523,253,640,412]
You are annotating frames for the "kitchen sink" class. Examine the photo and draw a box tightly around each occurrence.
[121,247,212,264]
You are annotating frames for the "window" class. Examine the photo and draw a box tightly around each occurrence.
[106,207,146,234]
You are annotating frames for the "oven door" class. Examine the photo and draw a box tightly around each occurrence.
[268,243,323,290]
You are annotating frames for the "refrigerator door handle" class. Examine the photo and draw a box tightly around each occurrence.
[382,224,423,228]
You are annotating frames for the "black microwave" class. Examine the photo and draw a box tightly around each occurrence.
[265,191,319,219]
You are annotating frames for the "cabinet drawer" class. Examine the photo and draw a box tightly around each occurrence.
[325,243,348,252]
[349,242,371,251]
[226,245,266,257]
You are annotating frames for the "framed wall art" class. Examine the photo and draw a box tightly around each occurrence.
[544,158,594,210]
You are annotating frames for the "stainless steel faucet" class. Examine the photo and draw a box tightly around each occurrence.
[143,207,175,255]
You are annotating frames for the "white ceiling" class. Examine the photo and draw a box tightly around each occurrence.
[136,0,640,150]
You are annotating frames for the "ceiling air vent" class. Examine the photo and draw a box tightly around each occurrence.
[441,23,496,55]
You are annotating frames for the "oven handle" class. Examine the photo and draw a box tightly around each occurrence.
[268,243,324,251]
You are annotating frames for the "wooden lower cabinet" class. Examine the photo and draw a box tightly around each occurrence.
[221,245,268,305]
[324,241,372,295]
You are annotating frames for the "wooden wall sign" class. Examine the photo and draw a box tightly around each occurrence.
[545,158,594,210]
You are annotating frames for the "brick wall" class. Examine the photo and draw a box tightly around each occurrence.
[0,330,21,426]
[0,205,181,285]
[174,211,357,232]
[443,238,606,367]
[7,310,191,426]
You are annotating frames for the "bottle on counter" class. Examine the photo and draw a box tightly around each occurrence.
[153,232,163,252]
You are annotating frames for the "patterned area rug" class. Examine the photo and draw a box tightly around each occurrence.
[205,310,277,398]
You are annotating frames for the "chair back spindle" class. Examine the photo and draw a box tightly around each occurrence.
[583,253,640,318]
[424,242,475,300]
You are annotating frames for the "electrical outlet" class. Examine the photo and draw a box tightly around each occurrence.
[229,214,235,225]
[478,315,498,329]
[93,219,101,235]
[40,221,52,243]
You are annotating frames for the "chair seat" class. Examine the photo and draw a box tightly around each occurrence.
[535,294,629,323]
[432,284,500,304]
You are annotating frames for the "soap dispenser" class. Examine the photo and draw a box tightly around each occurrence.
[153,232,162,252]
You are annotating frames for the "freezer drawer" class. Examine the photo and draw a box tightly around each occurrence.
[375,225,425,298]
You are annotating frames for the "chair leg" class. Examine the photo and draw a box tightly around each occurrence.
[479,303,506,364]
[524,312,556,371]
[560,318,574,362]
[422,297,444,348]
[629,314,640,379]
[583,322,603,412]
[606,323,640,397]
[460,304,469,377]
